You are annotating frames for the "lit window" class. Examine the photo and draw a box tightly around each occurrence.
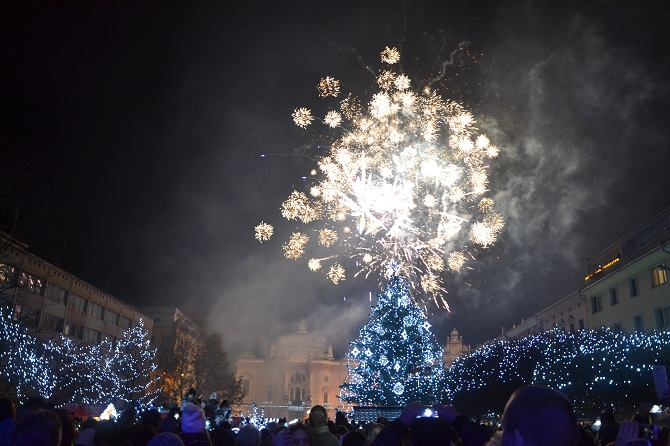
[0,264,17,283]
[652,267,668,287]
[19,272,44,295]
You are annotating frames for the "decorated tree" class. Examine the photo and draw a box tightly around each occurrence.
[340,274,445,407]
[43,336,115,405]
[107,319,159,406]
[0,307,52,400]
[446,329,670,418]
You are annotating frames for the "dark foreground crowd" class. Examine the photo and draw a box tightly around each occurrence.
[0,385,669,446]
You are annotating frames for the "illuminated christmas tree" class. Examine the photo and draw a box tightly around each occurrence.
[107,319,159,406]
[340,274,445,407]
[0,307,52,400]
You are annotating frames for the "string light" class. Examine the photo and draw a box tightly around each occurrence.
[445,328,670,416]
[339,274,445,408]
[1,309,158,406]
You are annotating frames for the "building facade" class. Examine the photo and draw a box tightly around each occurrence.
[497,291,588,341]
[137,305,203,404]
[443,328,474,368]
[498,206,670,341]
[581,208,670,333]
[235,323,348,421]
[0,236,152,345]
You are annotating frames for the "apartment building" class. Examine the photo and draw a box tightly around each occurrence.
[0,236,152,345]
[498,206,670,340]
[582,208,670,333]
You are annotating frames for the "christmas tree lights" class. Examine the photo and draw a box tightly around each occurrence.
[0,308,159,406]
[339,274,445,407]
[445,329,670,417]
[0,307,53,400]
[106,319,160,406]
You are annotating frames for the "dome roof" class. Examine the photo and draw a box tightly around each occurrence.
[271,323,333,360]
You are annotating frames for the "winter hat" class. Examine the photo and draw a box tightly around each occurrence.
[147,432,185,446]
[181,403,206,434]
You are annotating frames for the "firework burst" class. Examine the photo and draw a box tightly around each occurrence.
[257,47,504,309]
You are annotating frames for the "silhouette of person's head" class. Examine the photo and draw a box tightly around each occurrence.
[502,385,579,446]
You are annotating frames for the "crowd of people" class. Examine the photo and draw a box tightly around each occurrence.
[0,385,669,446]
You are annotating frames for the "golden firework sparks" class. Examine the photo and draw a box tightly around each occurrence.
[324,110,342,128]
[308,258,322,271]
[283,232,309,259]
[254,222,273,242]
[447,252,467,272]
[327,263,346,284]
[318,76,340,98]
[257,47,504,309]
[292,107,314,128]
[318,228,338,247]
[380,46,401,64]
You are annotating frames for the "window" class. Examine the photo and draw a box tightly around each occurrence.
[242,380,250,396]
[652,267,668,287]
[634,315,643,332]
[19,271,44,295]
[13,305,39,326]
[88,302,104,319]
[290,372,306,383]
[655,306,670,330]
[69,294,88,312]
[629,277,639,297]
[45,284,67,304]
[323,392,328,404]
[289,373,307,402]
[612,322,622,332]
[64,322,84,340]
[119,315,132,329]
[0,263,17,284]
[84,327,101,344]
[590,295,602,313]
[610,287,618,306]
[579,319,585,330]
[290,387,306,401]
[41,314,64,332]
[104,310,119,325]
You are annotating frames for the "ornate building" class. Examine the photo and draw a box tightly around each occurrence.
[235,323,348,421]
[443,328,473,368]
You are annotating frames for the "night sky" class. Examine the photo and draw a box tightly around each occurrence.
[1,0,669,359]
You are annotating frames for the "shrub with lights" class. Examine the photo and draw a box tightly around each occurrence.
[445,329,670,418]
[339,274,445,407]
